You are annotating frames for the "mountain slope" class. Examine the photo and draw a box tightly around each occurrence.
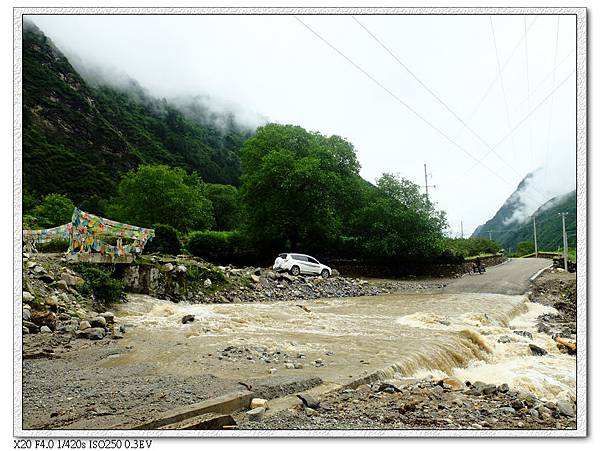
[22,21,252,204]
[472,175,576,252]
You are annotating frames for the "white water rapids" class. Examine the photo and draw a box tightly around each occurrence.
[108,292,575,403]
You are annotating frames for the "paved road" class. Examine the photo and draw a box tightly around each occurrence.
[443,258,552,295]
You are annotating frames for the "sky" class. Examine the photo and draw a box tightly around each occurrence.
[27,14,577,237]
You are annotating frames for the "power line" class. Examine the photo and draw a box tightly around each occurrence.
[293,15,515,188]
[351,15,535,192]
[490,16,517,162]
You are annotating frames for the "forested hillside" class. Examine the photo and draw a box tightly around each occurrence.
[22,21,252,205]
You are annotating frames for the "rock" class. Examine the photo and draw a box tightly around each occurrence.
[22,291,34,303]
[100,312,115,324]
[23,326,29,334]
[269,368,277,375]
[293,363,303,369]
[90,316,107,328]
[176,265,187,273]
[513,330,533,340]
[529,344,548,356]
[163,263,174,272]
[304,407,318,417]
[85,327,105,340]
[23,308,31,322]
[61,273,83,286]
[537,322,551,334]
[498,406,516,415]
[112,329,124,339]
[284,363,295,369]
[79,320,91,331]
[331,269,340,278]
[246,407,265,422]
[40,325,52,333]
[497,383,510,393]
[497,335,511,343]
[204,278,212,287]
[297,393,320,408]
[56,280,69,291]
[181,314,195,324]
[250,398,269,410]
[378,382,401,393]
[267,271,277,280]
[556,401,575,417]
[39,274,54,284]
[31,311,56,329]
[440,377,465,391]
[251,275,260,283]
[482,384,497,395]
[23,321,39,333]
[33,265,47,274]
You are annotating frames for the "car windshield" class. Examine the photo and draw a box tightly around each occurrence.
[278,253,287,259]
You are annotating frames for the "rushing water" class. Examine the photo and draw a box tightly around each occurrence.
[109,292,575,402]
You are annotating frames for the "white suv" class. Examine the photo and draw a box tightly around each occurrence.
[273,253,332,278]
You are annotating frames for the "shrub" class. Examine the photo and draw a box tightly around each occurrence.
[35,238,70,253]
[186,230,233,262]
[71,264,124,307]
[144,224,181,255]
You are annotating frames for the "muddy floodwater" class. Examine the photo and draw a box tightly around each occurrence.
[110,292,575,402]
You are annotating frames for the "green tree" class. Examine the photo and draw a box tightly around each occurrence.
[31,193,75,228]
[240,124,361,253]
[205,184,242,231]
[351,174,448,260]
[516,240,535,256]
[108,164,214,232]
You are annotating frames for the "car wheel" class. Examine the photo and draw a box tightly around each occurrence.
[321,269,330,279]
[290,266,300,276]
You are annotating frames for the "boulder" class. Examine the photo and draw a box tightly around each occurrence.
[163,263,174,272]
[85,328,106,340]
[90,316,107,328]
[79,320,91,331]
[22,291,34,303]
[440,377,466,391]
[23,321,39,333]
[31,311,56,329]
[529,344,548,356]
[497,335,511,343]
[181,315,195,324]
[250,398,269,410]
[61,273,84,287]
[56,280,69,292]
[246,407,265,422]
[513,330,533,340]
[297,393,320,408]
[556,400,575,417]
[100,312,115,324]
[23,308,31,322]
[497,383,510,393]
[40,325,52,333]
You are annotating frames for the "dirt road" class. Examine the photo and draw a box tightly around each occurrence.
[443,258,552,295]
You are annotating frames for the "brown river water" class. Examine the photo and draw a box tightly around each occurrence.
[107,293,575,403]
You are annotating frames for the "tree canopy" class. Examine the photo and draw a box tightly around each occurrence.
[108,164,214,232]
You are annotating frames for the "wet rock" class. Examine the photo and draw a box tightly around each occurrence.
[513,330,533,340]
[529,344,548,356]
[537,322,551,334]
[85,327,105,340]
[181,314,195,324]
[497,335,511,343]
[246,407,265,421]
[22,291,34,303]
[90,316,107,328]
[297,393,320,408]
[497,383,510,393]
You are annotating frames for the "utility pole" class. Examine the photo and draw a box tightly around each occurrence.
[560,212,569,270]
[422,164,436,200]
[486,230,493,241]
[460,221,464,239]
[533,215,538,257]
